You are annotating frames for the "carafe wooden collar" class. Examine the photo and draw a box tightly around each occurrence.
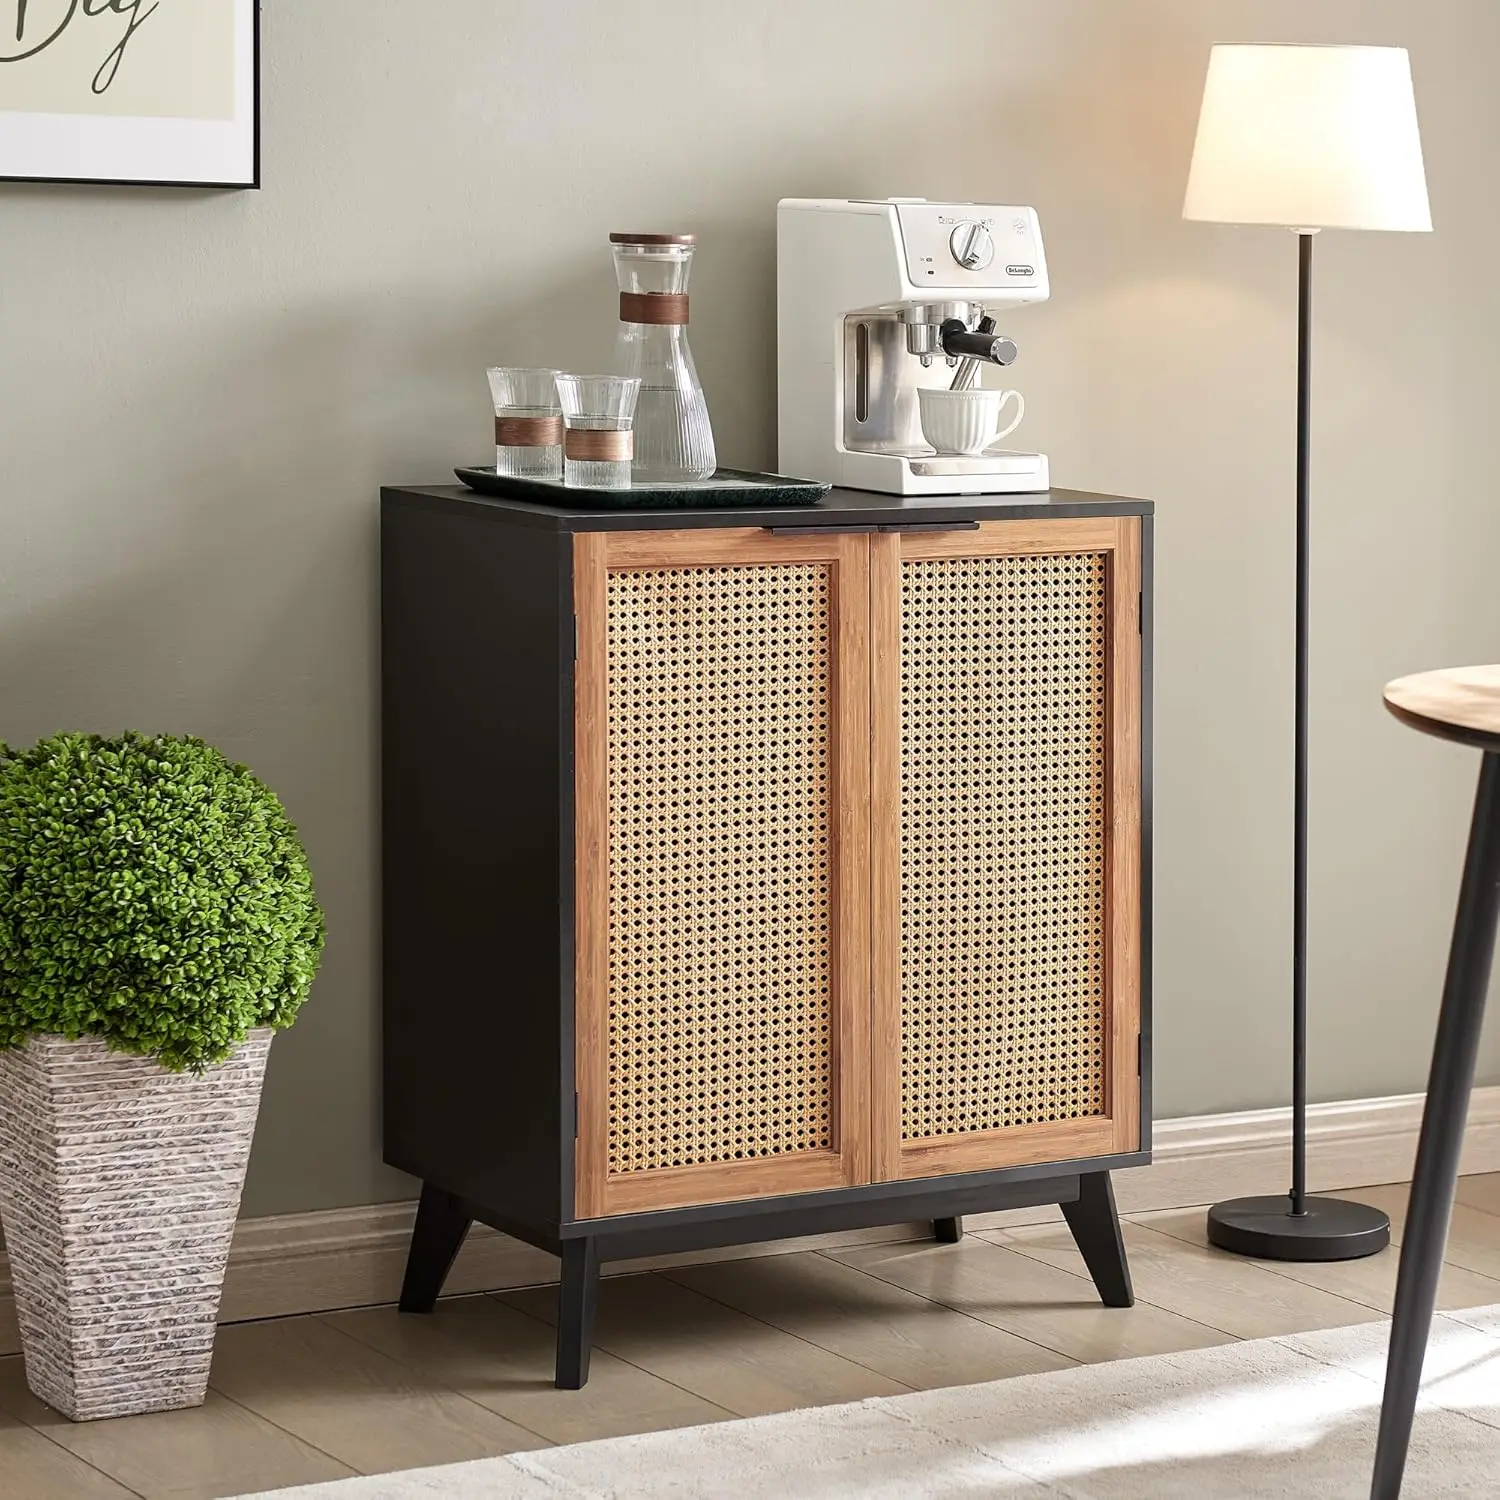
[619,291,690,325]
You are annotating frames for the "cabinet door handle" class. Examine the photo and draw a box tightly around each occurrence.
[878,521,982,533]
[764,524,879,535]
[763,521,984,536]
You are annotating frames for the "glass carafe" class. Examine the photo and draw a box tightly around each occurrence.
[610,233,717,482]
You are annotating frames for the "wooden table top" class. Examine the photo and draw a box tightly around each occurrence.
[1385,666,1500,751]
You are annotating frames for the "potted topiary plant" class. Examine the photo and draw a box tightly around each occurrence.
[0,732,323,1421]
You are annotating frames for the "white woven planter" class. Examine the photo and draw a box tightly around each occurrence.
[0,1028,272,1421]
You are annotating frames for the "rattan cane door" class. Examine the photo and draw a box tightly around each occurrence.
[573,528,871,1219]
[870,518,1143,1182]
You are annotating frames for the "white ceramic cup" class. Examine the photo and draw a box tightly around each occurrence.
[917,387,1025,456]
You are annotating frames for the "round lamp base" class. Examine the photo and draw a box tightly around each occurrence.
[1206,1194,1391,1262]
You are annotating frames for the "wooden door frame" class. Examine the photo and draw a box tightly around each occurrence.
[573,527,871,1219]
[869,517,1143,1182]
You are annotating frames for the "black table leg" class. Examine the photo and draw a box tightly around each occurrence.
[1062,1170,1134,1307]
[1373,752,1500,1500]
[556,1236,601,1390]
[398,1183,473,1314]
[933,1217,964,1243]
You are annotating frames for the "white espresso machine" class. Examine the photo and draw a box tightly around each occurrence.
[777,198,1051,495]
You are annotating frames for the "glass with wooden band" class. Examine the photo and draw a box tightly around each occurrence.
[554,374,641,490]
[486,366,564,480]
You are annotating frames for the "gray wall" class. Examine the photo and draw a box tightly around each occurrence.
[2,0,1497,1220]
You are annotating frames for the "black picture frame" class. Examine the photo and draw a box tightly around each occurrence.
[0,0,260,190]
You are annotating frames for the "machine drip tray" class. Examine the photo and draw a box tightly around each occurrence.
[905,450,1047,477]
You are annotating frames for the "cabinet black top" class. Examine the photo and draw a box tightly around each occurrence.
[382,484,1154,532]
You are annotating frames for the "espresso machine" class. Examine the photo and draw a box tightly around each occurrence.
[777,198,1050,494]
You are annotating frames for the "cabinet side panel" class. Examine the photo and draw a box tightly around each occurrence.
[1139,515,1155,1152]
[381,499,568,1233]
[1106,518,1143,1155]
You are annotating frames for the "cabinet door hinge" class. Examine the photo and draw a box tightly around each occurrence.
[571,615,578,661]
[1137,1034,1144,1076]
[572,1090,579,1139]
[1138,590,1144,635]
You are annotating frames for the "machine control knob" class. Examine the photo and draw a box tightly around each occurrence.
[949,221,994,271]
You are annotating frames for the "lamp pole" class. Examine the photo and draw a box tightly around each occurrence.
[1203,230,1391,1260]
[1291,228,1313,1217]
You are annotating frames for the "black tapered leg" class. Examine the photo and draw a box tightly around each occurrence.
[556,1236,601,1390]
[1061,1171,1134,1307]
[1373,753,1500,1499]
[933,1216,964,1243]
[399,1183,473,1314]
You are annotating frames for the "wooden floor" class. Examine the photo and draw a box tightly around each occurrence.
[6,1177,1500,1499]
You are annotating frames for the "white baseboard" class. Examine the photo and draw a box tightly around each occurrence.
[957,1088,1500,1235]
[2,1086,1497,1359]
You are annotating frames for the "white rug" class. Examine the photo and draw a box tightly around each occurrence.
[240,1304,1500,1498]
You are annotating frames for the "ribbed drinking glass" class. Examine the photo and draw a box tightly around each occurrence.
[487,367,563,480]
[555,374,641,490]
[611,233,717,483]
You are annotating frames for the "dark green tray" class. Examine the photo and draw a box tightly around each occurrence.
[454,465,829,510]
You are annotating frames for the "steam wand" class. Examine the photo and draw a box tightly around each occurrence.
[949,316,996,391]
[942,317,1018,376]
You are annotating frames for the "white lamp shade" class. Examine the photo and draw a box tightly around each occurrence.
[1183,44,1432,231]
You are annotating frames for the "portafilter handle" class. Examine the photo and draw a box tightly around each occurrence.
[940,317,1018,367]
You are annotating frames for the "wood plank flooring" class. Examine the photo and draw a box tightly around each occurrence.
[3,1176,1499,1499]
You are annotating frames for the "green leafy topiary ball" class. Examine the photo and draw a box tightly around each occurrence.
[0,732,325,1072]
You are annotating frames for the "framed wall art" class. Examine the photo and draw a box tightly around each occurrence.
[0,0,258,188]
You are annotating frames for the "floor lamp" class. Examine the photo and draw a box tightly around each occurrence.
[1183,45,1433,1260]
